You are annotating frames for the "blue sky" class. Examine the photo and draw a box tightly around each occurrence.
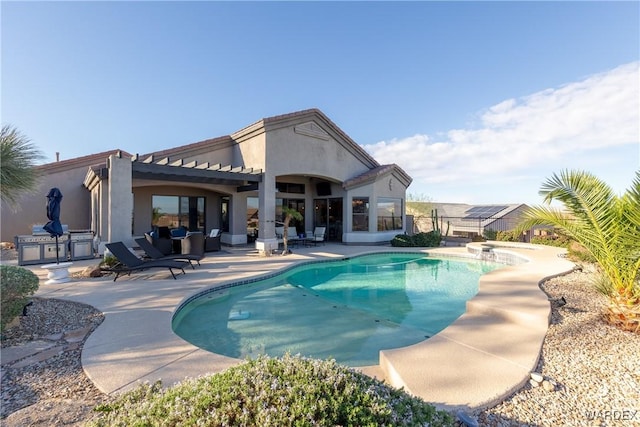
[2,1,638,205]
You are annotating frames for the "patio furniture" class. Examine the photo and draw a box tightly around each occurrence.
[104,241,187,281]
[310,227,326,246]
[276,226,300,249]
[205,229,222,252]
[135,237,201,269]
[170,227,188,253]
[181,231,205,259]
[147,227,173,255]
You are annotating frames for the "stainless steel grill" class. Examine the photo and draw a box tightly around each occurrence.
[69,230,95,261]
[15,225,94,265]
[16,225,69,266]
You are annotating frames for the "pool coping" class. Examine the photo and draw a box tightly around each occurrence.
[26,242,574,412]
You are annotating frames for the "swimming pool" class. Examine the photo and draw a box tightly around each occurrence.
[172,252,504,366]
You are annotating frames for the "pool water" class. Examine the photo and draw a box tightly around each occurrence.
[172,253,503,366]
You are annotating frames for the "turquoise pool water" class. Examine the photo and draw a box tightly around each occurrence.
[172,253,503,366]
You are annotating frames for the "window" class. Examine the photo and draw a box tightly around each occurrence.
[152,195,205,232]
[377,198,402,231]
[221,196,230,232]
[352,197,369,231]
[276,182,305,194]
[247,196,259,234]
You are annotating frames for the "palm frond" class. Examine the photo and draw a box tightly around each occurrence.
[0,125,45,209]
[519,169,638,298]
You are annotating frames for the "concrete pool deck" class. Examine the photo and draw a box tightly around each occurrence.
[21,242,574,412]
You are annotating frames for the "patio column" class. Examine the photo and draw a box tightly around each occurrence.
[227,192,249,246]
[106,153,133,247]
[255,174,277,255]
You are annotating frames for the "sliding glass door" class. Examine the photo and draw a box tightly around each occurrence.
[314,197,343,242]
[152,195,205,232]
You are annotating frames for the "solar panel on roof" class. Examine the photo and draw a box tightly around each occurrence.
[462,205,507,220]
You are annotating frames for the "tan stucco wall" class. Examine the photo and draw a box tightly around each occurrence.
[264,126,370,181]
[236,133,266,171]
[1,166,91,242]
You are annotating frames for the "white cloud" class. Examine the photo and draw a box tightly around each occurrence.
[363,62,640,197]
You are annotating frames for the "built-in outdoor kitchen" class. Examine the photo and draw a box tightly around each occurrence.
[14,225,94,266]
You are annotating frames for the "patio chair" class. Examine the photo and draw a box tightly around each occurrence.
[205,229,222,252]
[147,227,173,255]
[104,242,187,281]
[135,237,201,269]
[310,227,326,246]
[181,231,205,259]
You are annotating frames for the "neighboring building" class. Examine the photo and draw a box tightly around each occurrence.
[408,202,531,240]
[2,109,413,254]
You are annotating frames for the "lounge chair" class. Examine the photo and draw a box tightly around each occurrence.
[135,237,201,269]
[104,242,187,281]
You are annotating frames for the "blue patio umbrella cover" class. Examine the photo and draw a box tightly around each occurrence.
[43,187,64,263]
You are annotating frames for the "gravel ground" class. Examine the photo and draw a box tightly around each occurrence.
[1,261,638,426]
[477,264,640,427]
[1,298,106,426]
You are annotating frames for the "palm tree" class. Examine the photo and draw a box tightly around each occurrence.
[0,125,44,209]
[281,206,303,255]
[518,169,640,333]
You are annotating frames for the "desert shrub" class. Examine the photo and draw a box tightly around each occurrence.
[100,254,119,268]
[391,232,441,248]
[530,234,571,248]
[89,354,454,427]
[567,241,597,263]
[414,231,442,247]
[531,235,596,263]
[390,234,414,247]
[496,230,521,242]
[483,228,498,240]
[0,265,39,332]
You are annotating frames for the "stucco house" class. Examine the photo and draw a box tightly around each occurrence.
[408,202,531,241]
[2,109,412,255]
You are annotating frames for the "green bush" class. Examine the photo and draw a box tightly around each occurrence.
[89,354,454,427]
[496,230,521,242]
[530,234,571,248]
[390,234,414,247]
[530,235,596,262]
[100,254,119,268]
[483,228,498,240]
[1,265,39,332]
[391,232,441,248]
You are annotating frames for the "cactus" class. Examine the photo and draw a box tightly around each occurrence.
[430,209,450,237]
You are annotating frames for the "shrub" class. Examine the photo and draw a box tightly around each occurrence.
[100,254,119,268]
[390,234,414,247]
[496,230,521,242]
[1,265,39,332]
[530,234,571,248]
[483,228,498,240]
[89,354,454,426]
[391,232,441,248]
